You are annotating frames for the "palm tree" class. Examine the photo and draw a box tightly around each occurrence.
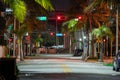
[3,0,54,23]
[84,1,112,58]
[4,0,54,35]
[65,0,111,59]
[62,19,78,54]
[33,35,43,48]
[92,25,113,62]
[13,24,27,61]
[85,0,120,55]
[62,18,86,55]
[64,0,90,56]
[2,0,54,60]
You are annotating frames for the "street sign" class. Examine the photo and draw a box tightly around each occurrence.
[7,24,13,30]
[56,33,63,36]
[36,16,47,21]
[7,24,13,33]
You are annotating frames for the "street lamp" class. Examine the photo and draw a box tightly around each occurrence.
[79,38,82,41]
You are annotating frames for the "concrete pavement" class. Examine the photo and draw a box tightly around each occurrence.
[21,53,113,63]
[17,54,120,75]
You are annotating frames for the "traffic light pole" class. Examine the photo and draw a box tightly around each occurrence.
[56,19,58,48]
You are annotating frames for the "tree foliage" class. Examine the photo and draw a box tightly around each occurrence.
[3,0,26,23]
[13,24,27,40]
[84,0,120,13]
[3,0,54,23]
[92,25,113,41]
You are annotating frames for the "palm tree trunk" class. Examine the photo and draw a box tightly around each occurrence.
[17,39,23,61]
[13,18,16,57]
[69,35,72,54]
[89,17,94,58]
[20,40,24,61]
[98,42,103,62]
[82,28,88,60]
[17,40,21,61]
[110,40,113,58]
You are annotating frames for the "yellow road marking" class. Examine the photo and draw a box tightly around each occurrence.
[61,64,72,73]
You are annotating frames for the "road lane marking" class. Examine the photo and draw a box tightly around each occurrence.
[61,64,72,73]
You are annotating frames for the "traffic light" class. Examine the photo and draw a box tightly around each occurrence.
[78,16,82,20]
[63,33,66,36]
[57,16,62,20]
[103,39,106,42]
[56,15,66,20]
[57,16,61,20]
[50,32,54,36]
[9,38,13,42]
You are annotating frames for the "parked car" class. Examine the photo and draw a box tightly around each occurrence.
[113,51,120,71]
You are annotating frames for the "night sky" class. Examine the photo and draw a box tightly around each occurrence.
[51,0,71,11]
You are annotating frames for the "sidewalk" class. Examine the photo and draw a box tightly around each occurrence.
[22,53,113,64]
[87,57,113,63]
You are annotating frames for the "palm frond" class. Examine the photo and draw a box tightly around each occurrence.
[68,19,78,28]
[4,0,26,23]
[92,25,113,40]
[35,0,54,11]
[85,0,120,13]
[12,0,26,23]
[84,1,96,13]
[13,24,27,39]
[62,19,78,28]
[62,19,78,33]
[92,28,101,38]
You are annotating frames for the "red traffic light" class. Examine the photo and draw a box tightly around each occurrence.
[57,16,61,20]
[78,16,82,20]
[103,39,106,42]
[63,33,66,36]
[9,38,13,42]
[56,15,66,20]
[50,32,54,36]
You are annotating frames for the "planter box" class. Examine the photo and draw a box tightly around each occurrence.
[48,48,56,54]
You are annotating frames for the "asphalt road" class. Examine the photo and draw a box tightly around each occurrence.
[17,54,120,80]
[18,73,120,80]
